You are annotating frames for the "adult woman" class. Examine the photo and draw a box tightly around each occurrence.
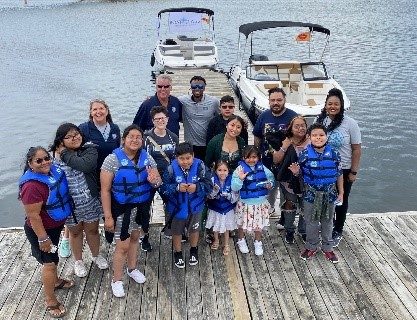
[101,125,161,298]
[273,116,309,243]
[19,146,74,318]
[205,115,247,172]
[51,123,108,278]
[143,106,179,243]
[315,88,362,246]
[79,99,121,175]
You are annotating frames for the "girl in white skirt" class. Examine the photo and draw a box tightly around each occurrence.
[232,146,275,256]
[206,160,238,255]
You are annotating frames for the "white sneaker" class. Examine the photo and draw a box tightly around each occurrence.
[111,280,125,298]
[237,238,249,254]
[127,269,146,284]
[254,240,264,256]
[74,260,88,278]
[93,255,109,270]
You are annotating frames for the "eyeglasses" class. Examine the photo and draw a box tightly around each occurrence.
[64,132,81,140]
[157,84,171,89]
[190,84,205,90]
[221,105,235,110]
[34,155,51,164]
[153,116,167,122]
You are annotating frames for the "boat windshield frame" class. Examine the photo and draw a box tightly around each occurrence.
[300,62,329,81]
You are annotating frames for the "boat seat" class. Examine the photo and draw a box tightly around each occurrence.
[193,45,215,57]
[160,45,182,56]
[307,99,317,106]
[263,83,281,90]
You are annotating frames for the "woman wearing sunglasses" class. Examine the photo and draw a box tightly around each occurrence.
[50,123,108,278]
[19,146,74,318]
[206,95,249,144]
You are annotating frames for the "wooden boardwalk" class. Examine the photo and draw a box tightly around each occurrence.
[1,212,417,319]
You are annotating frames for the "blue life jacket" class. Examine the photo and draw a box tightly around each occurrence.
[239,160,269,199]
[19,164,73,221]
[207,174,236,215]
[166,159,205,220]
[302,144,338,187]
[112,148,152,204]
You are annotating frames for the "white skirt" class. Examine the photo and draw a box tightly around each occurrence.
[205,209,237,233]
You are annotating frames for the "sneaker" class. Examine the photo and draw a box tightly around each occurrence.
[254,240,263,256]
[74,260,88,278]
[269,208,280,219]
[323,250,339,264]
[127,268,146,283]
[111,280,125,298]
[276,222,285,230]
[58,238,71,258]
[174,251,185,269]
[141,234,153,252]
[189,248,199,266]
[332,231,343,248]
[285,232,295,244]
[300,249,317,261]
[237,238,249,254]
[93,255,109,270]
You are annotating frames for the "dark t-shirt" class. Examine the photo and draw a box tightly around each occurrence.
[252,108,298,168]
[20,181,66,229]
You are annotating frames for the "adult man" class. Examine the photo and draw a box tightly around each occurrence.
[133,74,182,137]
[206,95,249,144]
[253,87,297,217]
[179,76,219,160]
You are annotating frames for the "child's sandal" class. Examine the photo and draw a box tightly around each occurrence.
[211,240,219,250]
[223,245,230,256]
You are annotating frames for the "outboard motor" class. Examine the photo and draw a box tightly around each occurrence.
[249,54,269,64]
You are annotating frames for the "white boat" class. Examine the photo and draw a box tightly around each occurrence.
[151,7,219,72]
[229,21,350,124]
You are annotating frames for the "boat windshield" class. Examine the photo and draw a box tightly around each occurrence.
[301,62,329,81]
[246,65,280,81]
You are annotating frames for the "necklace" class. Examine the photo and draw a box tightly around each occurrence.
[96,122,109,137]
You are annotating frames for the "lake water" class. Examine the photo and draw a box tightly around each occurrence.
[1,0,416,227]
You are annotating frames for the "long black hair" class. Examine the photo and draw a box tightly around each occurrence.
[316,88,345,132]
[50,123,86,153]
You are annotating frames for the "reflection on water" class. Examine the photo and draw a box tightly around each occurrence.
[0,0,416,227]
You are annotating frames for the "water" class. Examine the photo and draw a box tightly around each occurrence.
[1,0,416,227]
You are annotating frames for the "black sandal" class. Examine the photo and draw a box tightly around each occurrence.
[46,303,66,318]
[54,278,75,291]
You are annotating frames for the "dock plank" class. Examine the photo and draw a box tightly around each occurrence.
[345,222,414,318]
[155,234,172,320]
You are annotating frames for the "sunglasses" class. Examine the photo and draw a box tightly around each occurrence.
[34,155,51,164]
[191,84,205,90]
[221,105,235,109]
[157,85,171,89]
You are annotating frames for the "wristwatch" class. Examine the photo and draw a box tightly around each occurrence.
[350,171,357,175]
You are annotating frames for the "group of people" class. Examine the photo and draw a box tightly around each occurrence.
[19,74,361,317]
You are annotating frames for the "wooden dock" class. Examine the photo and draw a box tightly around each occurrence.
[1,212,417,319]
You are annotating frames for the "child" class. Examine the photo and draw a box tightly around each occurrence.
[289,123,343,263]
[206,160,239,256]
[232,145,275,256]
[161,142,212,268]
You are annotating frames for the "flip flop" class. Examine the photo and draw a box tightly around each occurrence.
[223,245,230,256]
[46,303,66,318]
[54,278,75,291]
[210,240,219,250]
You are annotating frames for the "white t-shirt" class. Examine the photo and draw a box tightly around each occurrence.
[323,115,361,169]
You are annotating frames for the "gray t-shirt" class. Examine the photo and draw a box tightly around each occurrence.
[179,93,219,146]
[323,114,361,169]
[101,149,157,173]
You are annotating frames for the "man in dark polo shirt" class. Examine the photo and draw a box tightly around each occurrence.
[133,74,182,137]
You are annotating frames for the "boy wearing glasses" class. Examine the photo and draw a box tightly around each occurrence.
[133,74,182,137]
[179,76,219,161]
[206,95,249,144]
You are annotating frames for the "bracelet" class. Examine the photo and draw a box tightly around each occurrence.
[279,147,287,153]
[38,236,50,243]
